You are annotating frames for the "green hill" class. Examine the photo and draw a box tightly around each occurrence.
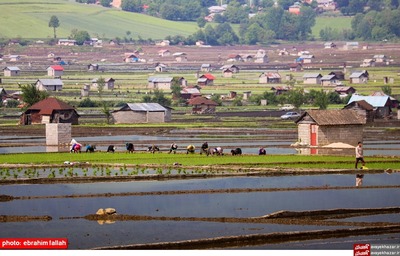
[0,0,198,39]
[0,0,352,40]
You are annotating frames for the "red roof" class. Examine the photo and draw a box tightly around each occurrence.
[49,65,64,71]
[28,98,75,115]
[188,97,218,106]
[200,73,215,80]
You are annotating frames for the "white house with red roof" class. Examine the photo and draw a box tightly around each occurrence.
[47,65,64,77]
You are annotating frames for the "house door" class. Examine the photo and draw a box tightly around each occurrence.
[310,125,317,146]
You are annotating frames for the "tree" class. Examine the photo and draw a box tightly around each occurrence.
[19,84,49,108]
[171,78,182,99]
[287,88,305,109]
[142,90,172,106]
[313,90,329,110]
[381,85,392,96]
[197,17,206,28]
[121,0,143,12]
[100,0,112,7]
[48,15,60,39]
[71,30,90,45]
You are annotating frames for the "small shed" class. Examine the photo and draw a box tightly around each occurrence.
[334,86,356,97]
[222,68,233,78]
[343,100,374,123]
[47,65,64,77]
[180,87,201,100]
[20,98,79,125]
[220,65,239,73]
[373,55,388,63]
[298,55,315,64]
[197,74,215,86]
[361,59,375,67]
[349,71,369,84]
[259,72,281,84]
[346,95,392,119]
[289,63,303,72]
[201,64,212,72]
[271,86,290,95]
[254,52,268,63]
[328,71,345,80]
[9,55,21,62]
[35,79,63,91]
[188,97,218,114]
[81,84,90,97]
[324,42,336,49]
[295,109,365,147]
[112,103,171,124]
[3,67,20,77]
[88,64,99,71]
[155,63,167,72]
[303,73,322,84]
[158,49,171,57]
[321,74,339,86]
[91,78,115,90]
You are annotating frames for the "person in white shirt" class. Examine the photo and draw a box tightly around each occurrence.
[355,142,365,169]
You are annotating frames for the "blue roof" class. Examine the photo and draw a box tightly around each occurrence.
[347,95,390,108]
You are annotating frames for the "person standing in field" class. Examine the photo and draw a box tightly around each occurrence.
[355,142,365,169]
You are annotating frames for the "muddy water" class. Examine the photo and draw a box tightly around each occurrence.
[1,173,400,249]
[1,133,400,156]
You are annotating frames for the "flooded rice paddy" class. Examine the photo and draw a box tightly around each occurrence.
[1,128,400,249]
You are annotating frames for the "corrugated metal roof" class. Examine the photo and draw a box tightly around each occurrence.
[321,75,336,80]
[349,72,366,78]
[347,95,390,108]
[303,73,322,78]
[297,109,365,125]
[148,76,173,83]
[125,103,167,112]
[4,66,20,71]
[38,79,63,86]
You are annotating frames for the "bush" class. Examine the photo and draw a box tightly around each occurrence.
[78,98,99,108]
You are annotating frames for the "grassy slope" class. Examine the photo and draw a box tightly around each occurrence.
[0,0,197,39]
[312,16,353,38]
[0,0,352,40]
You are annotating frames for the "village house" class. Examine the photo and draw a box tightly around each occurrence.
[155,63,167,72]
[289,2,301,15]
[243,54,253,62]
[271,86,290,95]
[254,52,268,63]
[328,71,345,80]
[297,54,315,64]
[288,63,303,72]
[324,42,336,49]
[197,74,215,86]
[334,86,356,98]
[57,39,77,46]
[187,97,218,114]
[158,49,171,57]
[148,76,187,90]
[343,100,374,123]
[349,71,369,84]
[360,59,375,67]
[20,97,79,125]
[317,0,337,11]
[259,72,281,84]
[201,64,212,72]
[111,103,171,124]
[156,40,170,46]
[346,95,392,119]
[91,78,115,90]
[173,52,187,62]
[370,91,399,108]
[124,54,138,63]
[295,109,365,148]
[47,65,64,77]
[243,91,252,100]
[222,68,234,78]
[35,79,63,91]
[220,64,239,73]
[344,42,359,50]
[227,54,243,62]
[278,49,289,56]
[87,64,99,71]
[3,67,20,77]
[373,55,388,63]
[180,86,201,100]
[9,55,20,62]
[303,73,322,84]
[321,74,339,86]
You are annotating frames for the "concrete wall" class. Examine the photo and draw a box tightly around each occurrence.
[112,111,166,124]
[46,123,71,146]
[298,123,363,147]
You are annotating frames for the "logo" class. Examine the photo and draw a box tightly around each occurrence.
[354,244,370,256]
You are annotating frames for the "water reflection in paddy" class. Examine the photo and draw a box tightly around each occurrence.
[1,173,399,249]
